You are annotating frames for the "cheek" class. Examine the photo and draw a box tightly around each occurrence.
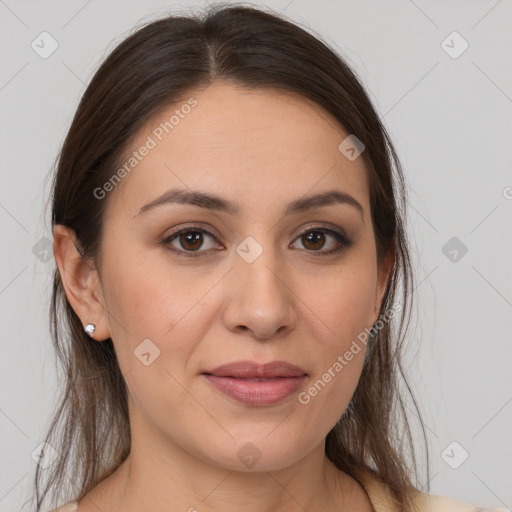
[303,259,378,350]
[294,270,375,435]
[294,253,377,414]
[100,243,218,371]
[101,252,208,423]
[102,240,181,330]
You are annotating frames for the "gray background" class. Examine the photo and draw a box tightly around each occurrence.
[0,0,511,510]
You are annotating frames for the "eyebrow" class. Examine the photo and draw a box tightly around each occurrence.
[135,187,364,219]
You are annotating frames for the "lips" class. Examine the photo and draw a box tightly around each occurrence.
[204,360,307,379]
[202,360,307,406]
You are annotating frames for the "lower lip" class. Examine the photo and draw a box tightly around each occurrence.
[203,375,306,406]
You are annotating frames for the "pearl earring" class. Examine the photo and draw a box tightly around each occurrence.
[84,323,96,338]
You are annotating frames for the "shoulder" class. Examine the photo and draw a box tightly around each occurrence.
[412,490,511,512]
[353,467,510,512]
[44,492,511,512]
[47,501,78,512]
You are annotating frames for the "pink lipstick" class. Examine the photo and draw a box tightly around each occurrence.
[202,360,307,406]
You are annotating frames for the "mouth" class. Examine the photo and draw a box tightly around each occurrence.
[201,360,307,406]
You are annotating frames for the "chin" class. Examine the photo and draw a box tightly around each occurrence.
[196,434,310,473]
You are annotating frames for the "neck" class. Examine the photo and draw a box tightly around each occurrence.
[81,403,372,512]
[90,438,366,512]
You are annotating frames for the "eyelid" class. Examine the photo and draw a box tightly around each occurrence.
[296,222,348,238]
[163,222,221,240]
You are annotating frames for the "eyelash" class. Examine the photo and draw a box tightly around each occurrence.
[161,223,353,259]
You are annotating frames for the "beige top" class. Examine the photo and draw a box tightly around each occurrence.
[48,469,511,512]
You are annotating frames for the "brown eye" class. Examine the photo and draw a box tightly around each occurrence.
[162,227,219,258]
[301,231,326,250]
[162,225,352,259]
[291,227,352,255]
[178,231,204,251]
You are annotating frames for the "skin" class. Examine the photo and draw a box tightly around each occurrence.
[53,82,393,512]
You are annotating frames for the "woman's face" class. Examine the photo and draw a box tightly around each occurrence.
[87,82,391,471]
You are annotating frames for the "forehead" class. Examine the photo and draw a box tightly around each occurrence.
[106,82,370,219]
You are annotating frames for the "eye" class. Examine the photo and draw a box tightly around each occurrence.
[161,226,221,258]
[161,224,352,258]
[290,226,352,255]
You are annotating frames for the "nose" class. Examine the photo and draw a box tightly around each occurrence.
[222,244,298,340]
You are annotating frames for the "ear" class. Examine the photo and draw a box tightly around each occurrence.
[370,242,395,326]
[52,224,111,341]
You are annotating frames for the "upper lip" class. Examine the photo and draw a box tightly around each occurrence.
[202,360,307,378]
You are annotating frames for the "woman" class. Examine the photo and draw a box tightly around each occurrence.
[35,4,508,512]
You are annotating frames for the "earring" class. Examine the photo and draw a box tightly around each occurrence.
[84,323,96,338]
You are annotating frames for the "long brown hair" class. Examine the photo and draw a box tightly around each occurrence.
[35,3,429,511]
